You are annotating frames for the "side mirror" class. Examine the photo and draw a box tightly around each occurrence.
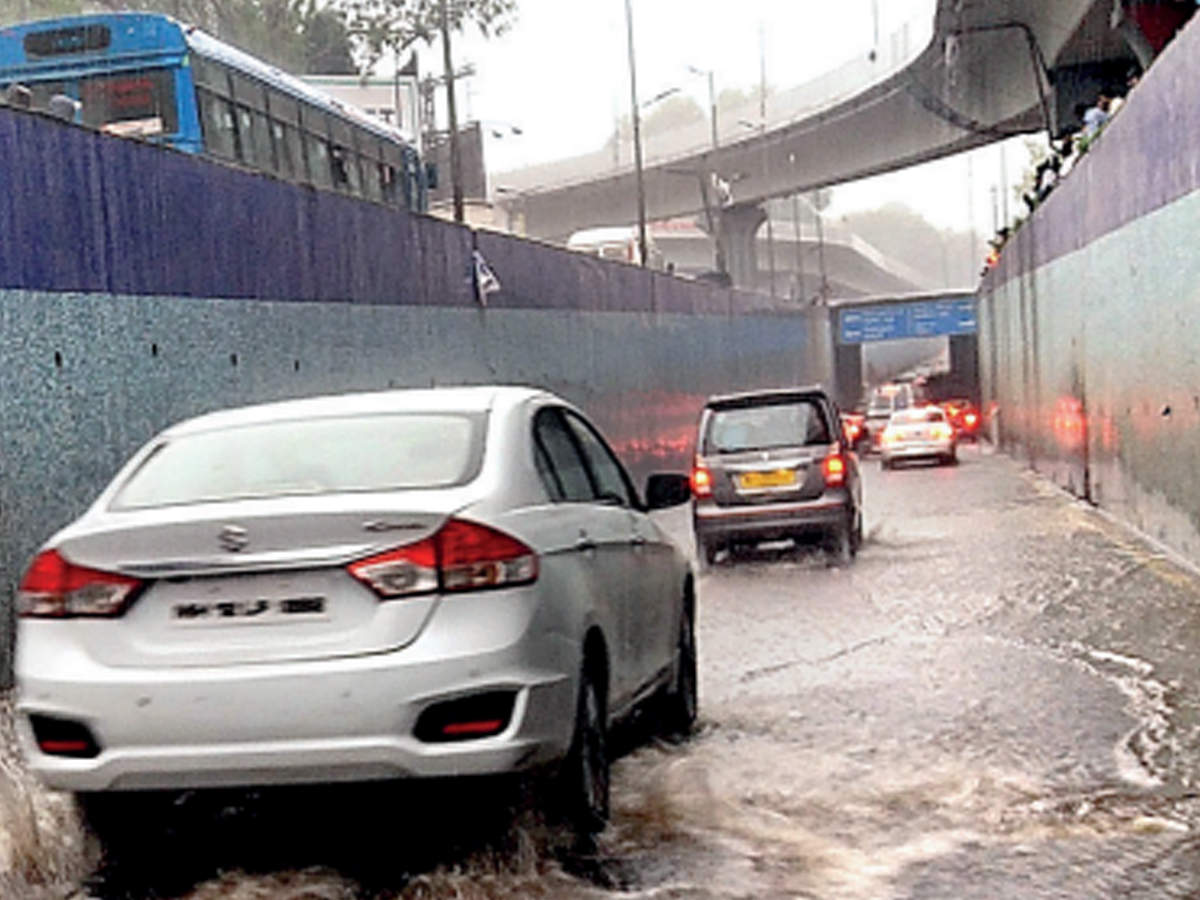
[645,473,691,510]
[425,162,439,190]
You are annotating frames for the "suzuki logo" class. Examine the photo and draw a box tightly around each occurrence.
[218,525,249,553]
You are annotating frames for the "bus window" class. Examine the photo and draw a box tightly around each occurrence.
[190,54,228,94]
[270,119,295,178]
[235,105,253,164]
[81,68,178,136]
[250,109,273,168]
[199,91,237,159]
[305,133,333,189]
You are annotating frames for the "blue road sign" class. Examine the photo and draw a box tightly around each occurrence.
[838,296,977,344]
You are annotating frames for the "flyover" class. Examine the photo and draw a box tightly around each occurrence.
[496,0,1136,284]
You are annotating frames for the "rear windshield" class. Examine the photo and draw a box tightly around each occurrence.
[891,408,945,425]
[704,401,831,453]
[868,387,910,414]
[112,413,485,509]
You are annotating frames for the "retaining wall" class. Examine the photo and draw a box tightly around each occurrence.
[0,103,827,683]
[980,16,1200,565]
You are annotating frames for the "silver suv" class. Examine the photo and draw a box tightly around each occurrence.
[691,387,862,566]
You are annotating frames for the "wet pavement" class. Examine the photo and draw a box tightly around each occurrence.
[7,444,1200,898]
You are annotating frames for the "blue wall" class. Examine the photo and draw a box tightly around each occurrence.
[980,16,1200,565]
[0,104,826,683]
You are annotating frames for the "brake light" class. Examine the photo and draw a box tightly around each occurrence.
[17,549,144,618]
[964,413,978,427]
[348,519,537,599]
[931,423,953,440]
[822,453,846,487]
[691,463,713,498]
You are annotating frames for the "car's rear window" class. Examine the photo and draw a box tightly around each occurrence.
[112,413,485,509]
[704,401,831,453]
[891,408,945,425]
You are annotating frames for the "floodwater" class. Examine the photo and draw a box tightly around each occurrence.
[6,446,1200,898]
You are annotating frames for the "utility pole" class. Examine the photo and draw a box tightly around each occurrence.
[791,192,805,302]
[813,191,829,303]
[623,0,649,268]
[698,69,717,150]
[438,0,464,224]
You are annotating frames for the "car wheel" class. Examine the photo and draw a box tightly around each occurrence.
[850,509,863,554]
[696,537,718,571]
[561,663,609,835]
[661,594,698,738]
[825,519,854,566]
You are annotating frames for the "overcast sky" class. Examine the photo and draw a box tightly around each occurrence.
[437,0,1035,239]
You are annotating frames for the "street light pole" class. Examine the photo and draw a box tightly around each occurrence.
[438,0,464,224]
[623,0,649,268]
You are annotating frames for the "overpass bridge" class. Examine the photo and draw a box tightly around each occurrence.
[497,0,1137,286]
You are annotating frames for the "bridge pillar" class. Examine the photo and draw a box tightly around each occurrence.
[949,334,981,403]
[718,203,766,290]
[832,341,863,410]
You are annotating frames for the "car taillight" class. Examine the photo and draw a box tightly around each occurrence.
[931,423,953,440]
[822,453,846,487]
[691,463,713,498]
[964,413,978,427]
[17,549,144,618]
[348,519,538,599]
[882,428,901,444]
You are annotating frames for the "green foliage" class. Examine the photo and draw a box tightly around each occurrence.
[343,0,517,72]
[612,94,705,144]
[841,202,980,290]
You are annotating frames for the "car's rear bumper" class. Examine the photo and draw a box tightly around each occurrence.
[692,495,848,544]
[16,590,576,793]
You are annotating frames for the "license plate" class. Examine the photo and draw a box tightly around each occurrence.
[171,596,327,625]
[739,469,796,489]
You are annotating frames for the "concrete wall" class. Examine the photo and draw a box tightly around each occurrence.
[0,104,827,684]
[979,16,1200,564]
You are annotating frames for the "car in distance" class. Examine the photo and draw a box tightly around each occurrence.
[939,397,981,442]
[862,382,915,453]
[841,410,868,454]
[691,387,862,566]
[15,386,697,836]
[880,406,957,469]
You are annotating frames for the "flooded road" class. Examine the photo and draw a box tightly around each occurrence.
[7,445,1200,898]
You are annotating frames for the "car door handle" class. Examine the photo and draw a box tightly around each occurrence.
[631,534,647,549]
[575,535,597,553]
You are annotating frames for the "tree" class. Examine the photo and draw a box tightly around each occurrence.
[609,94,705,148]
[840,203,980,290]
[303,8,356,74]
[341,0,517,73]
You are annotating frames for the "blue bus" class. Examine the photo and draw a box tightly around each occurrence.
[0,12,429,211]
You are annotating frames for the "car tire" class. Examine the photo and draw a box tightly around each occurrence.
[661,594,698,739]
[561,663,609,835]
[696,537,718,571]
[850,509,863,555]
[825,519,854,566]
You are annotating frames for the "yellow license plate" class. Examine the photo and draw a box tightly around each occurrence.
[739,469,796,489]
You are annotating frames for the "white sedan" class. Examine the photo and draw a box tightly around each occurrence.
[15,386,697,838]
[879,406,957,469]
